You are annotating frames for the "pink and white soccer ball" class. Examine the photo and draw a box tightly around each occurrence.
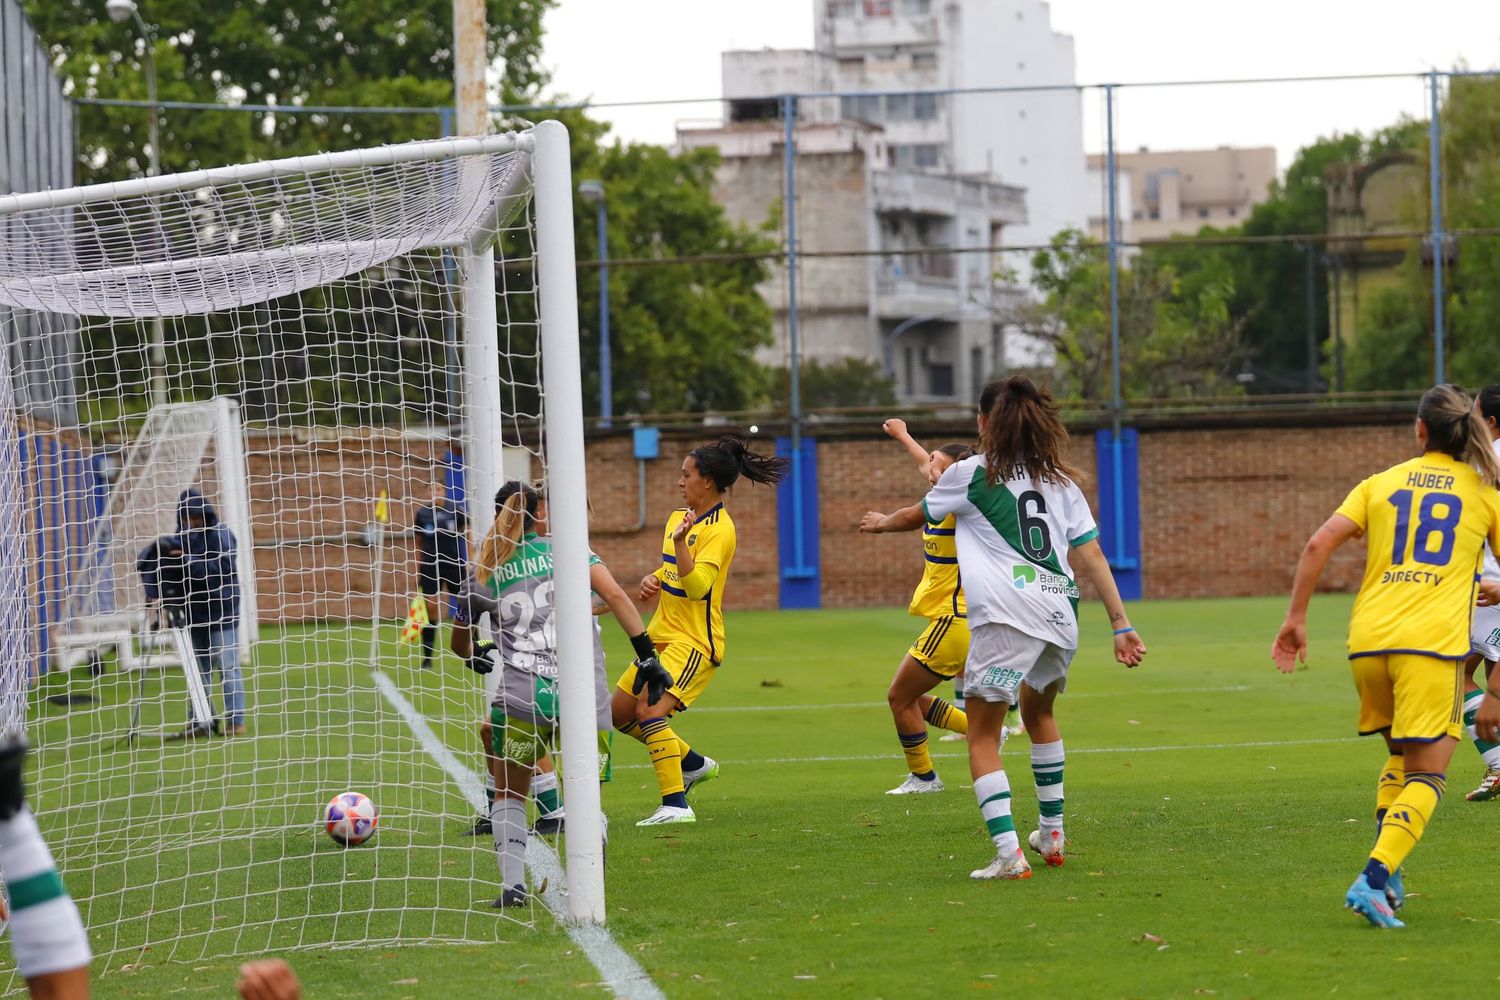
[324,791,378,847]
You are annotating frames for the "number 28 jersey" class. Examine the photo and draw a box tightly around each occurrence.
[923,454,1098,650]
[1336,452,1500,660]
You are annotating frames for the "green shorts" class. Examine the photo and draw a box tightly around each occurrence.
[489,705,614,781]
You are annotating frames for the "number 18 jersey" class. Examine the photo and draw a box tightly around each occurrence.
[1336,452,1500,660]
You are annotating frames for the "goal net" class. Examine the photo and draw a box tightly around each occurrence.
[0,126,603,984]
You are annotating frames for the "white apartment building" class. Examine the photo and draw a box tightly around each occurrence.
[677,1,1086,404]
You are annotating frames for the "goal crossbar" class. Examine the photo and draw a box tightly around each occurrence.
[0,133,532,216]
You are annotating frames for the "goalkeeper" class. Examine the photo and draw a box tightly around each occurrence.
[453,481,670,908]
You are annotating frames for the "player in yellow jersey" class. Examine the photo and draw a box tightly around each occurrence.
[612,436,789,826]
[859,419,973,794]
[1272,384,1500,928]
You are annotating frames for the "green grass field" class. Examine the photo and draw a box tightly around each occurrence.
[17,595,1500,998]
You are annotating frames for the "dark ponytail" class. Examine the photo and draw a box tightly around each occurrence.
[937,442,975,462]
[688,436,790,492]
[1418,384,1500,487]
[976,375,1082,487]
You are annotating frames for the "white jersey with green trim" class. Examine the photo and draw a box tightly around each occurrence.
[1484,438,1500,582]
[922,453,1098,649]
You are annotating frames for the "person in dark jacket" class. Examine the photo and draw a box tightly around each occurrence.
[412,483,468,669]
[137,489,245,738]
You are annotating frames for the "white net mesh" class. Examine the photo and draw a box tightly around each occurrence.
[0,135,582,983]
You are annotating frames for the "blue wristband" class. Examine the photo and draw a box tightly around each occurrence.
[1112,627,1135,635]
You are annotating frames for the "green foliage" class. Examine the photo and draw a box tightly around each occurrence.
[770,357,898,411]
[1015,230,1247,401]
[1342,76,1500,390]
[24,0,555,182]
[568,135,778,416]
[1225,121,1424,391]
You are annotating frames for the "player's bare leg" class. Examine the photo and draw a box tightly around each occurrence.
[885,656,954,794]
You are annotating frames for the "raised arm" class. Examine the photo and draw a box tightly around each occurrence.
[590,562,648,638]
[1069,538,1147,667]
[859,501,928,535]
[883,418,931,475]
[591,561,673,705]
[1270,514,1361,673]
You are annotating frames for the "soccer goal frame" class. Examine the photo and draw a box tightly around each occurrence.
[0,122,607,927]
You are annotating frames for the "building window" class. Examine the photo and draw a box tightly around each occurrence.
[902,0,932,13]
[838,55,865,72]
[913,93,939,119]
[904,346,915,395]
[1228,205,1238,217]
[864,0,893,16]
[826,1,856,16]
[912,51,938,71]
[891,143,942,169]
[1149,210,1160,220]
[929,363,955,398]
[970,346,984,402]
[885,93,913,120]
[841,94,882,122]
[1197,207,1209,219]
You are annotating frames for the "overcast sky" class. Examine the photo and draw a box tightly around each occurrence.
[540,0,1500,169]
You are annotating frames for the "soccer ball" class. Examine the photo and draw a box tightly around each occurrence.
[324,791,378,847]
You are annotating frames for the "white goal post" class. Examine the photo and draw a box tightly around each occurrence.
[0,121,606,980]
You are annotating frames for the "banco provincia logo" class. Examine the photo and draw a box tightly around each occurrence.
[1013,565,1038,590]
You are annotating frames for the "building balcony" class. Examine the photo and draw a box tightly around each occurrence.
[873,170,1027,225]
[828,13,940,50]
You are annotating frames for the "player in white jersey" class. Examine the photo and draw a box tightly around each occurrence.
[870,376,1146,880]
[1463,385,1500,801]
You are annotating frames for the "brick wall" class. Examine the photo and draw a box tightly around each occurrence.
[239,416,1417,624]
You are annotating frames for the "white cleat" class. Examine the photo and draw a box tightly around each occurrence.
[886,773,946,795]
[970,848,1033,881]
[1027,828,1066,867]
[937,731,966,742]
[683,756,720,796]
[635,804,696,827]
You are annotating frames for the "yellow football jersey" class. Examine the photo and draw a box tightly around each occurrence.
[1337,452,1500,659]
[650,503,737,663]
[908,514,967,619]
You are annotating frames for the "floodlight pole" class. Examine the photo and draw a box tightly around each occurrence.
[1428,69,1446,384]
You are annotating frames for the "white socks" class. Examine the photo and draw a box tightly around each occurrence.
[490,798,527,890]
[973,769,1019,856]
[1031,739,1066,837]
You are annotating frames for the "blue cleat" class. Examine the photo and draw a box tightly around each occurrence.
[1346,874,1404,928]
[1384,867,1405,912]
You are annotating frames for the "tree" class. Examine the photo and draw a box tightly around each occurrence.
[1011,230,1248,401]
[24,0,555,182]
[1342,76,1500,390]
[554,116,778,417]
[1220,121,1424,391]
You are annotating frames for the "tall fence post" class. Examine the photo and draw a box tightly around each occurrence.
[1102,83,1140,596]
[1428,69,1445,385]
[780,92,815,597]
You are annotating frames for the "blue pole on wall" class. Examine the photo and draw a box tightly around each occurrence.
[1102,83,1136,583]
[781,93,814,589]
[1428,69,1446,384]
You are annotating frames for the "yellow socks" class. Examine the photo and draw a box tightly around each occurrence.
[1370,771,1445,875]
[924,696,967,734]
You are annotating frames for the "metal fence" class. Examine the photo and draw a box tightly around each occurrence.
[0,0,76,428]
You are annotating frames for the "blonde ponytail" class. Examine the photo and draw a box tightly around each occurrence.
[476,486,533,586]
[1417,384,1500,487]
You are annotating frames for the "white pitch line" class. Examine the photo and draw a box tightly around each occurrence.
[606,734,1365,771]
[690,683,1253,714]
[370,670,665,1000]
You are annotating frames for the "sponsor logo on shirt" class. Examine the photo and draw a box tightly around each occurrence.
[1011,564,1078,599]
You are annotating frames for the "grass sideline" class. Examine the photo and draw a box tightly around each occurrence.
[17,594,1500,998]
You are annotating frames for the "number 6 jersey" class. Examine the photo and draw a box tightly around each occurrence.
[922,453,1099,650]
[1336,452,1500,660]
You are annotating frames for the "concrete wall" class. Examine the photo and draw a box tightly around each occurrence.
[241,415,1415,627]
